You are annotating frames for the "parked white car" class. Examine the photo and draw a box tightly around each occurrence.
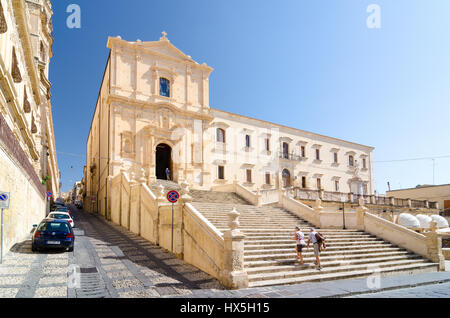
[47,212,75,228]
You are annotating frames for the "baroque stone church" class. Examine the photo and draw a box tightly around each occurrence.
[83,32,374,215]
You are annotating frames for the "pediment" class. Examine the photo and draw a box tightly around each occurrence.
[142,40,195,63]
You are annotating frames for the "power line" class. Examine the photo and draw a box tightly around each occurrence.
[374,155,450,163]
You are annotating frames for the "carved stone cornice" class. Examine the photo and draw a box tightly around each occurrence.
[106,94,214,122]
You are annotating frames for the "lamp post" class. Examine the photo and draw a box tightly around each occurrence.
[341,197,346,230]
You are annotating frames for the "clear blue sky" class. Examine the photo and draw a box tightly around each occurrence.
[50,0,450,193]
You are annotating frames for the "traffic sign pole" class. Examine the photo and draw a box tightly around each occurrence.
[171,203,174,253]
[1,209,4,264]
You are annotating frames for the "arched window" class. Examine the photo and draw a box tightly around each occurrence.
[159,77,170,97]
[216,128,225,143]
[349,155,354,167]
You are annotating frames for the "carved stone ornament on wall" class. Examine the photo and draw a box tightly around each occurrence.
[12,47,22,83]
[0,0,7,34]
[31,114,37,134]
[23,87,31,113]
[120,131,135,159]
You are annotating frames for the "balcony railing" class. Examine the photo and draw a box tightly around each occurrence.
[293,187,438,209]
[279,152,302,161]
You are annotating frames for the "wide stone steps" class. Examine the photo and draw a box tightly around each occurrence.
[244,240,386,251]
[243,247,409,262]
[190,192,438,288]
[247,259,431,282]
[246,250,413,268]
[246,255,423,276]
[247,263,438,288]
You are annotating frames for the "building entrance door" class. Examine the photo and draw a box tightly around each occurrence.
[156,143,172,180]
[282,169,291,188]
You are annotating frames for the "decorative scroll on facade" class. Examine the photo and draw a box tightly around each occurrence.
[0,1,7,34]
[120,131,135,159]
[11,47,22,83]
[23,87,31,113]
[31,114,37,134]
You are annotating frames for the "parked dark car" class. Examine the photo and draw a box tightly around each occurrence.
[32,219,74,252]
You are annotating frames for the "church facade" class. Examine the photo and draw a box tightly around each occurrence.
[83,32,374,215]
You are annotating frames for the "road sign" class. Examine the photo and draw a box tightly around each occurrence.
[46,191,52,198]
[0,192,10,210]
[167,190,179,203]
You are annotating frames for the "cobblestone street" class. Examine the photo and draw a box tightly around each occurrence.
[0,205,225,298]
[0,205,449,298]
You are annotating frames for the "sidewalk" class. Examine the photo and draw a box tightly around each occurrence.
[196,271,450,298]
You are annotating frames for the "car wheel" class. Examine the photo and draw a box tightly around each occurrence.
[31,245,37,252]
[68,247,74,252]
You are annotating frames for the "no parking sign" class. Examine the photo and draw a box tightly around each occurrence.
[166,190,179,203]
[0,192,10,210]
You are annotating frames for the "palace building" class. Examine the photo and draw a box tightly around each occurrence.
[0,0,59,253]
[83,32,374,215]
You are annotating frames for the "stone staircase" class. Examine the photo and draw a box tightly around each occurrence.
[191,192,439,288]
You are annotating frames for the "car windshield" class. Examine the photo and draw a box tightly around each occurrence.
[37,222,71,233]
[49,214,70,219]
[56,208,68,211]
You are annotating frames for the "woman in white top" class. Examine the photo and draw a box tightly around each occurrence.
[293,226,306,265]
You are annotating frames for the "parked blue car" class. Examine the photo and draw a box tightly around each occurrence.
[31,219,75,252]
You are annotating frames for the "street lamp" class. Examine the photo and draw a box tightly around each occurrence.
[341,197,346,230]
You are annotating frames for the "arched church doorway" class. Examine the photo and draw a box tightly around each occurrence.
[282,169,291,188]
[156,143,172,180]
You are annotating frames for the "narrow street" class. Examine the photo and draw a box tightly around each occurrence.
[0,205,449,298]
[0,205,225,298]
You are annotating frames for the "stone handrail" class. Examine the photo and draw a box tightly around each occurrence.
[364,212,428,258]
[184,202,224,245]
[235,182,261,206]
[259,189,279,205]
[182,202,225,281]
[280,193,318,227]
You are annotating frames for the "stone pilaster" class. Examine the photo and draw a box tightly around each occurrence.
[355,198,368,231]
[425,221,445,271]
[222,208,248,289]
[313,199,323,228]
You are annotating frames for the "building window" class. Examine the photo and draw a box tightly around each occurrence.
[302,176,306,188]
[333,153,338,164]
[159,77,170,97]
[246,169,252,183]
[315,149,320,160]
[282,142,289,159]
[0,0,7,34]
[362,158,367,169]
[349,155,354,167]
[218,166,224,180]
[11,47,22,83]
[265,173,271,185]
[301,146,306,158]
[317,178,321,190]
[245,135,251,148]
[216,128,225,143]
[335,180,340,192]
[265,138,270,151]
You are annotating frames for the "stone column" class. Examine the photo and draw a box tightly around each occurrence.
[313,199,323,228]
[425,221,445,271]
[222,208,248,289]
[407,199,412,208]
[356,198,369,231]
[425,200,429,209]
[389,197,395,206]
[370,195,376,205]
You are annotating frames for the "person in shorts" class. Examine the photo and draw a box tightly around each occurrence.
[293,226,305,265]
[307,228,322,270]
